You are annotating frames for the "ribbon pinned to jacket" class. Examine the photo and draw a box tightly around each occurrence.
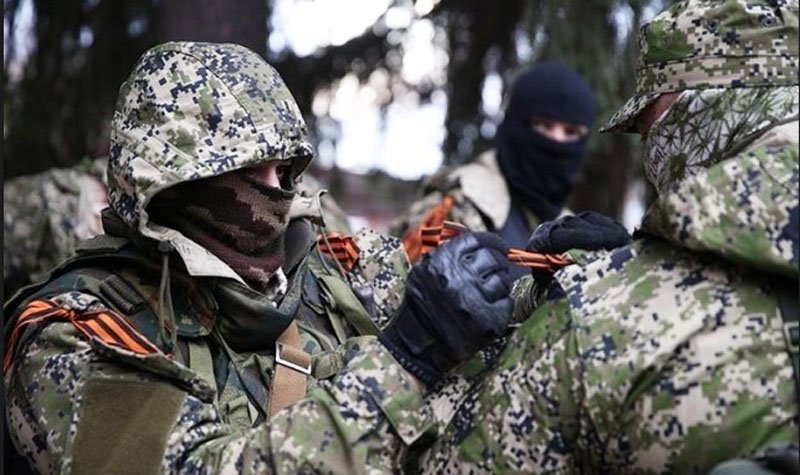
[317,232,360,272]
[4,299,160,375]
[402,195,456,264]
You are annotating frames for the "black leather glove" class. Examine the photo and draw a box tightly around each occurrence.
[379,232,513,386]
[526,211,631,254]
[525,211,631,297]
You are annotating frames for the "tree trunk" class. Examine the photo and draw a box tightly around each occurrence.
[157,0,269,56]
[441,0,523,166]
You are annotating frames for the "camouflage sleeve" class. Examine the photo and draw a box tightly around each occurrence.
[418,296,594,474]
[6,297,433,474]
[423,252,797,474]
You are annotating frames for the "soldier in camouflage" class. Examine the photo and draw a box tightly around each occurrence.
[3,41,516,474]
[3,157,107,296]
[391,62,596,273]
[413,0,799,472]
[3,156,350,297]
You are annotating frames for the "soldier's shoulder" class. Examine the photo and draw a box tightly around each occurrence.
[428,152,501,191]
[554,233,785,367]
[554,236,729,314]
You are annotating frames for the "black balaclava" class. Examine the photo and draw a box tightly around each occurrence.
[495,62,596,222]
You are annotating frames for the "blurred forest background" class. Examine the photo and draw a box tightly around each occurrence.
[3,0,666,231]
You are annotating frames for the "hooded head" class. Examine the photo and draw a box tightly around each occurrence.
[107,42,314,288]
[603,0,799,276]
[495,62,596,221]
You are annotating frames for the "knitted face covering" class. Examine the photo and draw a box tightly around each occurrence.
[496,62,596,221]
[147,166,295,293]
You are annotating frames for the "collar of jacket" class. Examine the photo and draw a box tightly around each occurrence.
[450,150,512,229]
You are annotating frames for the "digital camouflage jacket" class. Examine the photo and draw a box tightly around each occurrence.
[4,42,428,474]
[415,20,800,474]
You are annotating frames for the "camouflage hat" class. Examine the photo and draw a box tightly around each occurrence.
[602,0,799,133]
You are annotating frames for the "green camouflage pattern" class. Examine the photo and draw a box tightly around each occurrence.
[417,36,799,474]
[603,0,799,132]
[5,41,433,474]
[391,150,542,237]
[346,229,411,328]
[5,316,432,473]
[640,87,798,195]
[641,88,799,278]
[423,239,796,473]
[3,157,107,293]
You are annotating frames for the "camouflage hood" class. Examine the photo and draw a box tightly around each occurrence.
[107,42,313,282]
[641,86,799,277]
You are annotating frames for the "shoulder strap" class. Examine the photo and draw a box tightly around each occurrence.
[4,240,174,361]
[773,277,799,408]
[268,321,312,416]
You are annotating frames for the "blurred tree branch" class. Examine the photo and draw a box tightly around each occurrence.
[270,25,393,117]
[438,0,524,165]
[3,0,662,221]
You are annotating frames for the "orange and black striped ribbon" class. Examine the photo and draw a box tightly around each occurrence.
[317,232,361,271]
[420,221,470,255]
[419,220,573,273]
[4,299,160,375]
[402,195,456,264]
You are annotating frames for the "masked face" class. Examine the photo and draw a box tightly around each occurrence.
[496,62,596,221]
[498,116,589,212]
[147,164,296,292]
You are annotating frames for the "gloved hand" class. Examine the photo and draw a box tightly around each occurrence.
[379,232,513,387]
[526,211,631,254]
[525,211,631,297]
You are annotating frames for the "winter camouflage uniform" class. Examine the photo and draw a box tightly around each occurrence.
[414,0,800,473]
[3,157,350,297]
[3,157,107,295]
[4,42,426,474]
[391,150,548,239]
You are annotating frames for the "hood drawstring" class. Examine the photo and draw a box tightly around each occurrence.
[157,242,178,354]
